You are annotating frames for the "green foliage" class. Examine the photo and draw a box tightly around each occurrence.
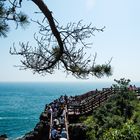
[93,64,112,78]
[0,0,29,37]
[18,12,29,28]
[113,78,131,90]
[103,121,140,140]
[0,21,9,37]
[83,79,140,140]
[84,116,94,127]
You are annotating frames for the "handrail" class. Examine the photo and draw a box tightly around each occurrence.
[49,112,53,140]
[68,87,140,116]
[68,89,116,115]
[64,106,69,140]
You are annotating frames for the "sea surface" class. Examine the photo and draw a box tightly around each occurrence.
[0,82,139,140]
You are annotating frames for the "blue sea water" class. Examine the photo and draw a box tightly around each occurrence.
[0,82,139,140]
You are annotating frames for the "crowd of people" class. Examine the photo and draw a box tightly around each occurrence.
[45,95,68,140]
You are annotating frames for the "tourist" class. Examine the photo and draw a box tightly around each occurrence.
[51,127,59,140]
[60,96,65,105]
[53,117,59,128]
[129,85,133,91]
[53,107,58,118]
[61,108,66,118]
[60,128,67,139]
[133,85,137,91]
[47,106,52,119]
[59,116,65,130]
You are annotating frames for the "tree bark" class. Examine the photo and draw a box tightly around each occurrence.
[32,0,63,58]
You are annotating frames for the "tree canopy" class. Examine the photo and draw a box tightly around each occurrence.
[1,0,112,79]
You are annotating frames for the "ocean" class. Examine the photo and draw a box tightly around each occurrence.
[0,82,139,140]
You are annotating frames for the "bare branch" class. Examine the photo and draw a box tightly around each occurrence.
[10,0,112,79]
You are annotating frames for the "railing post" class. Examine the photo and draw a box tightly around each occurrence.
[79,106,82,114]
[92,101,94,112]
[74,107,76,115]
[49,112,53,140]
[98,97,101,107]
[105,92,108,100]
[83,105,85,114]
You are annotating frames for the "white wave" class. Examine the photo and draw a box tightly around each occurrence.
[0,117,29,120]
[15,135,24,140]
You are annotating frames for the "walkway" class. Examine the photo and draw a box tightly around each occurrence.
[19,86,140,140]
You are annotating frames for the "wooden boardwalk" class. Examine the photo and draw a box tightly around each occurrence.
[67,87,140,117]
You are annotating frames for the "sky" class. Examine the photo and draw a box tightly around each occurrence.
[0,0,140,82]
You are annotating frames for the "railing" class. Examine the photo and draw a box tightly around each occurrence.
[67,90,113,115]
[67,87,140,116]
[64,106,69,140]
[49,112,53,140]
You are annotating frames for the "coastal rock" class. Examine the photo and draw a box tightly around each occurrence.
[0,134,8,140]
[68,124,87,140]
[16,121,50,140]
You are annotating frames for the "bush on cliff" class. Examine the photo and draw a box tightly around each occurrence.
[84,79,140,140]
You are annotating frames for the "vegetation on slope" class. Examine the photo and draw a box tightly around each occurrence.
[83,78,140,140]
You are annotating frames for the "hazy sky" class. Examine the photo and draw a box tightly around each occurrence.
[0,0,140,82]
